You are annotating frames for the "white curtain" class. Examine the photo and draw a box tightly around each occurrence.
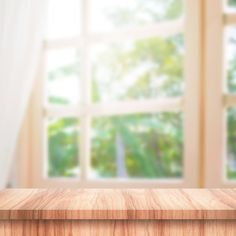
[0,0,47,188]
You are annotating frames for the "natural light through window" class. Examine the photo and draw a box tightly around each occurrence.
[225,16,236,180]
[43,0,191,183]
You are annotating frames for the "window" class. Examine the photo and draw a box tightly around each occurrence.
[21,0,201,188]
[205,0,236,187]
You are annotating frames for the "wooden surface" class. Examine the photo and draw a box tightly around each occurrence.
[1,220,236,236]
[0,189,236,220]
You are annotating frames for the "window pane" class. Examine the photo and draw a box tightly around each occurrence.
[226,27,236,94]
[227,108,236,179]
[227,0,236,10]
[47,118,79,177]
[46,48,80,106]
[46,0,81,39]
[92,34,184,102]
[91,113,183,179]
[90,0,184,33]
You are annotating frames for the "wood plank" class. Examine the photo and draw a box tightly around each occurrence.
[0,189,236,220]
[0,220,236,236]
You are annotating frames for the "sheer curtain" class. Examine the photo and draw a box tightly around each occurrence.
[0,0,47,188]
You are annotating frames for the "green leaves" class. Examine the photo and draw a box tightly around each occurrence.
[92,34,184,102]
[228,0,236,7]
[47,0,185,179]
[91,113,183,178]
[48,118,79,177]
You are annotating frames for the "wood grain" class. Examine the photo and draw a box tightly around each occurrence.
[0,189,235,220]
[0,220,236,236]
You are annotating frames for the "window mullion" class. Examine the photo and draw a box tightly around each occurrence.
[80,0,91,181]
[204,0,225,187]
[183,0,202,187]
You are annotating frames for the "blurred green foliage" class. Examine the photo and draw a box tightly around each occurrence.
[227,29,236,179]
[227,108,236,179]
[48,118,79,177]
[228,0,236,6]
[106,0,183,27]
[91,113,182,178]
[47,0,184,179]
[46,0,236,180]
[92,35,183,102]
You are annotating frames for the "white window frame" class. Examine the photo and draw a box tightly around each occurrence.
[17,0,202,188]
[205,0,236,187]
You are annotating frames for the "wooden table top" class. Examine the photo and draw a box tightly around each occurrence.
[0,189,235,220]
